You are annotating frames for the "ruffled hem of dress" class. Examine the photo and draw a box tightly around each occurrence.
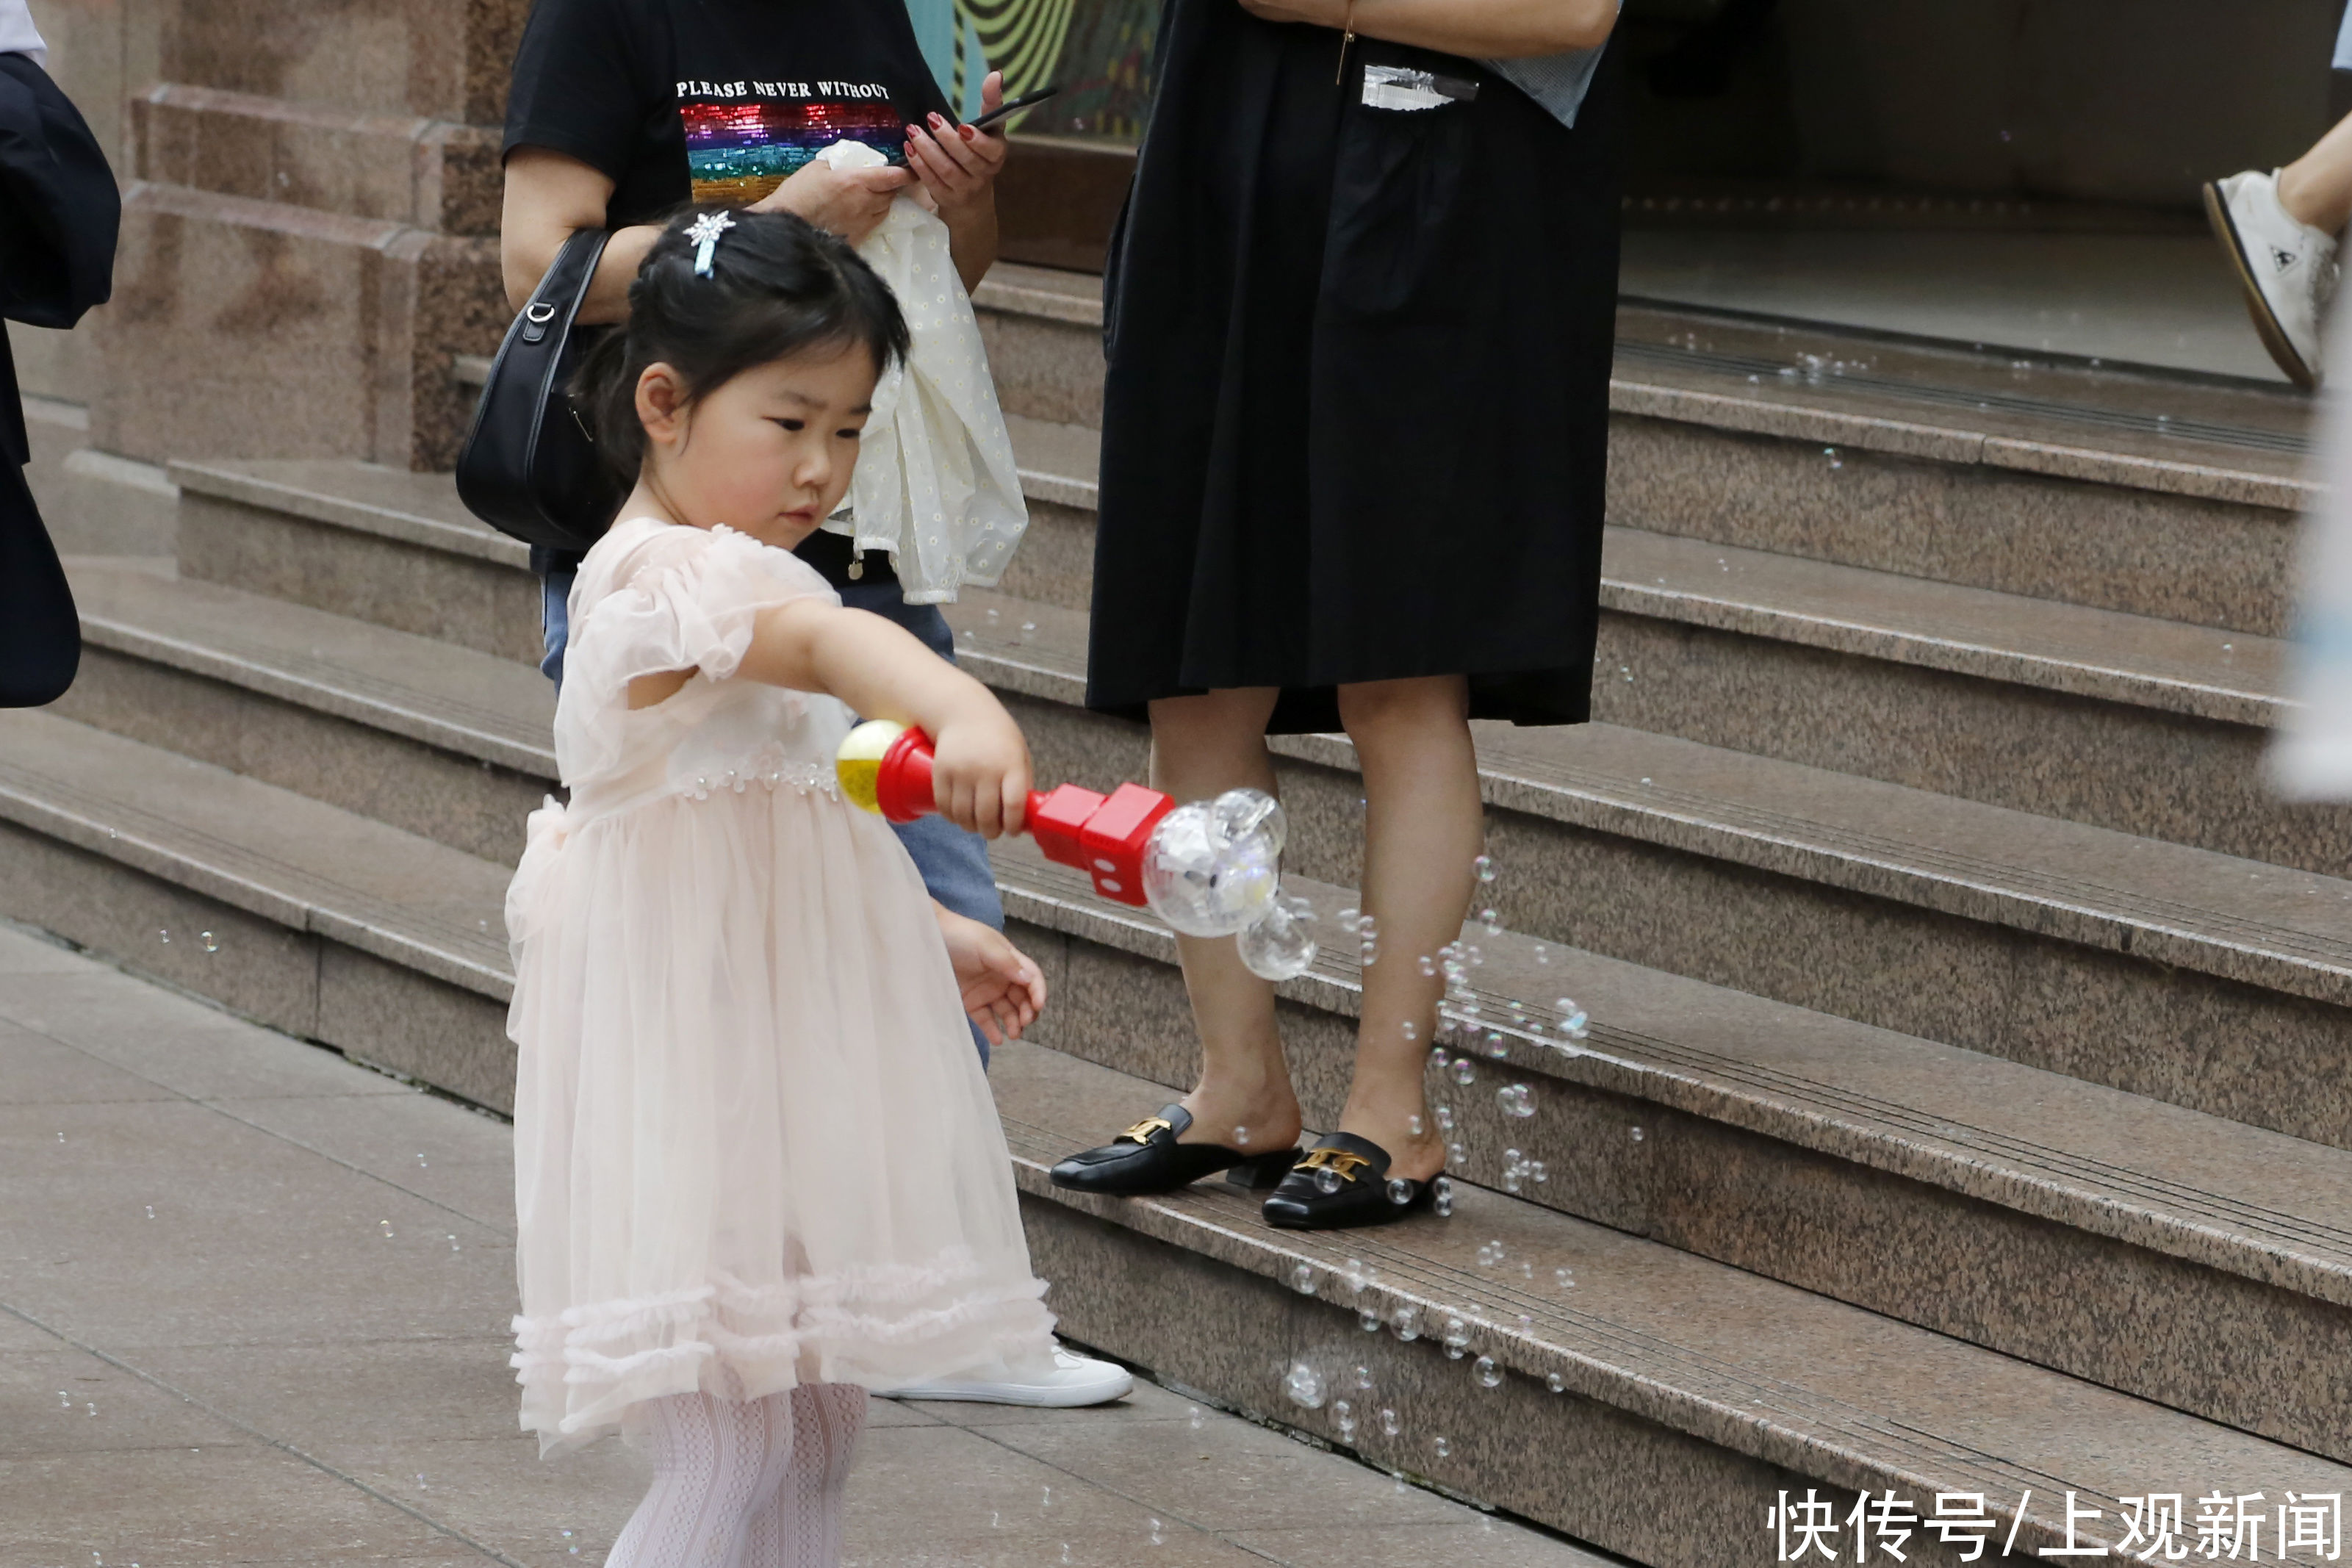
[512,1251,1055,1455]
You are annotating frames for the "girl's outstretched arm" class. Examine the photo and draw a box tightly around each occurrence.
[733,599,1035,838]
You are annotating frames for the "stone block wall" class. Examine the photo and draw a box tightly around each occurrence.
[12,0,520,472]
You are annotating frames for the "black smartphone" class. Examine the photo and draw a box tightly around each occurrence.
[965,84,1060,133]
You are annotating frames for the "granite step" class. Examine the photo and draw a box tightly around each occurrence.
[0,708,516,1108]
[987,418,2340,873]
[3,707,2346,1564]
[999,831,2352,1461]
[57,557,553,865]
[999,1035,2352,1566]
[10,685,2352,1457]
[168,447,2336,876]
[943,591,2352,1153]
[973,266,2307,635]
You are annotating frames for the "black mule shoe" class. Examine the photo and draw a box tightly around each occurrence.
[1049,1104,1301,1197]
[1262,1132,1436,1231]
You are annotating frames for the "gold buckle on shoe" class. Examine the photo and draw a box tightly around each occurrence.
[1118,1116,1174,1145]
[1296,1147,1372,1184]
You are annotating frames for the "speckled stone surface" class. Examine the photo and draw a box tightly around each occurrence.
[1001,862,2352,1461]
[54,644,547,866]
[131,83,503,234]
[1605,416,2297,636]
[176,489,540,663]
[999,1041,2352,1564]
[1592,609,2348,873]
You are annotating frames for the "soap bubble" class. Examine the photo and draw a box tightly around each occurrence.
[1141,799,1281,937]
[1442,1316,1470,1357]
[1434,1436,1452,1459]
[1498,1084,1535,1118]
[1387,1178,1413,1205]
[1314,1166,1342,1195]
[1556,1267,1576,1290]
[1478,908,1502,936]
[1432,1176,1453,1217]
[1209,787,1286,857]
[1434,1106,1455,1132]
[1237,896,1318,980]
[1547,1372,1567,1394]
[1359,1305,1382,1331]
[1390,1304,1421,1341]
[1450,1059,1476,1087]
[1284,1362,1326,1409]
[1474,853,1497,883]
[1354,1364,1375,1390]
[1291,1262,1316,1294]
[1379,1407,1400,1436]
[1473,1356,1502,1389]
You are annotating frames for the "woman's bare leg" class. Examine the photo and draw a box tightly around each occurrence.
[1334,675,1480,1183]
[2280,111,2352,233]
[1146,688,1304,1155]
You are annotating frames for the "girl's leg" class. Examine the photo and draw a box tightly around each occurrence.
[2281,111,2352,234]
[606,1392,794,1568]
[743,1383,869,1568]
[1332,675,1480,1182]
[1145,688,1304,1156]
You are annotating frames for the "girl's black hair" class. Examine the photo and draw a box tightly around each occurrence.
[573,205,912,479]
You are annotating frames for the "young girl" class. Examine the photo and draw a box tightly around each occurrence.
[503,206,1058,1566]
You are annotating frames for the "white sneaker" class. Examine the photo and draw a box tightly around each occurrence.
[880,1346,1135,1407]
[2205,168,2339,389]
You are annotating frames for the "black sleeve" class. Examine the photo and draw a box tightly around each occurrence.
[0,52,120,334]
[503,0,653,186]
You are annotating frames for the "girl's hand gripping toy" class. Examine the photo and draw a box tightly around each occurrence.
[837,720,1320,979]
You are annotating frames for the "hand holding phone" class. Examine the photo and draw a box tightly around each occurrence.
[968,84,1060,134]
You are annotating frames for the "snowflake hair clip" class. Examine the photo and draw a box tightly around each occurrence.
[686,210,736,278]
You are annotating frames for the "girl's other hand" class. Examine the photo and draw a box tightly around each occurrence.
[935,906,1048,1044]
[927,701,1032,839]
[753,157,913,245]
[905,72,1010,223]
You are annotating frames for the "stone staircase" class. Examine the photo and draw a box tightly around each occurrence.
[10,269,2352,1564]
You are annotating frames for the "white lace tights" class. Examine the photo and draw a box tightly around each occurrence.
[607,1384,868,1568]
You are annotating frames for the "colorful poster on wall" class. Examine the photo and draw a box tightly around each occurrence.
[907,0,1161,143]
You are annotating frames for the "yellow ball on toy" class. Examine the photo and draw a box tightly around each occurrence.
[836,719,908,814]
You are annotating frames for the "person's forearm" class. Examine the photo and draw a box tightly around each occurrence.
[501,221,660,322]
[1345,0,1615,58]
[943,195,999,294]
[741,600,993,736]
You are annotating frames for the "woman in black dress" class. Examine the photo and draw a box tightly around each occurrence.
[1051,0,1622,1227]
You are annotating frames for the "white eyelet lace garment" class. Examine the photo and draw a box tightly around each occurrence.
[812,139,1027,604]
[504,517,1055,1455]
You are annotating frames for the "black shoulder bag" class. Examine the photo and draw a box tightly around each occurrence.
[455,228,626,553]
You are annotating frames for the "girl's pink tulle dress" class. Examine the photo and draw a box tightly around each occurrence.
[503,517,1056,1455]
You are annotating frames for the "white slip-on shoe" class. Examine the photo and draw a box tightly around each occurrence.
[880,1346,1135,1407]
[2205,168,2339,389]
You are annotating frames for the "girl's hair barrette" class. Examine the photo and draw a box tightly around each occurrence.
[686,210,736,278]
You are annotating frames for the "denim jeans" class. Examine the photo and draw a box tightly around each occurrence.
[540,569,1004,1065]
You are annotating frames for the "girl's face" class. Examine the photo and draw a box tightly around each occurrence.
[633,343,880,550]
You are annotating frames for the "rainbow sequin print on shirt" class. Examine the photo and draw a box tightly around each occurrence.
[680,77,909,205]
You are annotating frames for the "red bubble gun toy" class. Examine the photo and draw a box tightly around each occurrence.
[836,719,1172,906]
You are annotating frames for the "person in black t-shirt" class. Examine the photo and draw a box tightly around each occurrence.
[501,0,1013,932]
[500,1,1133,1413]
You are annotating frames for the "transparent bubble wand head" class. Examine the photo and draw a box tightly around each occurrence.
[836,720,1319,978]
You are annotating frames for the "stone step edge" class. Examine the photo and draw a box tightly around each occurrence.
[993,1043,2345,1549]
[951,603,2352,1010]
[63,524,2352,1009]
[0,713,510,1002]
[170,453,2285,730]
[969,270,2306,511]
[991,838,2352,1310]
[26,583,2352,1318]
[73,588,555,779]
[48,569,2352,1304]
[25,641,2346,1326]
[2,708,2339,1512]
